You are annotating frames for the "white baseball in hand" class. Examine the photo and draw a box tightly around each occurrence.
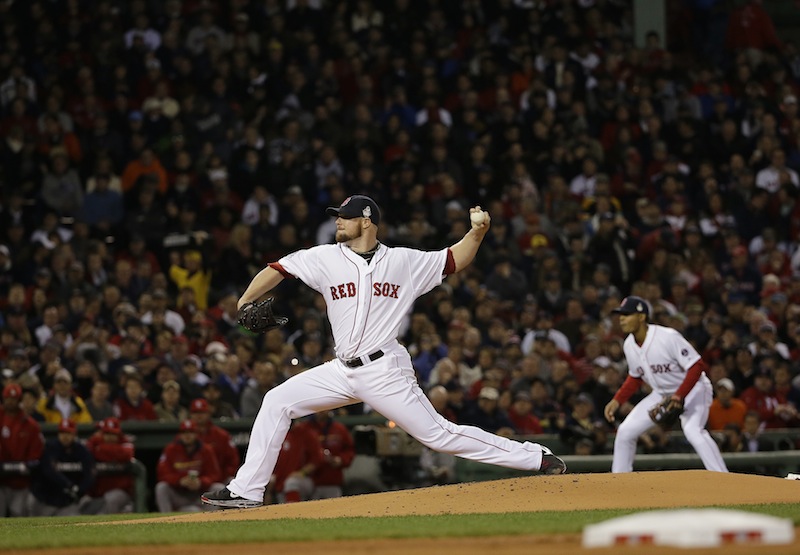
[470,210,486,225]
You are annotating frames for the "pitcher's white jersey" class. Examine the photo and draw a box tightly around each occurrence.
[622,324,710,396]
[277,243,448,360]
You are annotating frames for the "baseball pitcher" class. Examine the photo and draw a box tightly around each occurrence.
[203,195,565,508]
[603,296,728,473]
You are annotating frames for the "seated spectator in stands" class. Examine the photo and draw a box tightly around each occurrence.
[36,368,92,425]
[140,288,184,336]
[529,377,562,433]
[748,320,791,361]
[559,393,606,454]
[154,380,188,422]
[408,332,447,386]
[267,420,324,504]
[772,362,800,427]
[20,387,45,423]
[27,419,94,517]
[708,378,748,431]
[307,410,355,499]
[155,419,222,512]
[114,373,157,421]
[740,366,789,428]
[741,411,773,452]
[0,383,44,517]
[201,382,238,419]
[721,423,745,453]
[441,379,465,423]
[189,398,239,483]
[177,354,209,404]
[215,353,247,412]
[240,358,279,418]
[461,387,515,436]
[507,391,544,435]
[84,417,134,514]
[169,249,211,310]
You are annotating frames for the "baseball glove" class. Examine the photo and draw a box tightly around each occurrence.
[237,298,288,334]
[648,395,684,428]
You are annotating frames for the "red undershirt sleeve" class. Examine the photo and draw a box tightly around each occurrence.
[675,359,707,400]
[614,375,644,404]
[443,249,456,275]
[267,262,295,279]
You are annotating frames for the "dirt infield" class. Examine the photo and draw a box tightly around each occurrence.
[13,471,800,554]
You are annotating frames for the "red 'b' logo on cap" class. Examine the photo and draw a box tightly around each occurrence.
[341,196,351,206]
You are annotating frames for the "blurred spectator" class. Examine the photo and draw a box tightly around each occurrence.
[155,419,222,513]
[559,393,606,454]
[307,411,355,499]
[84,378,114,422]
[708,378,748,431]
[740,366,786,428]
[84,418,135,514]
[154,380,188,422]
[201,382,238,420]
[114,373,158,422]
[189,398,240,483]
[240,358,279,419]
[461,386,515,436]
[27,419,94,517]
[0,383,44,517]
[169,247,212,310]
[506,391,544,435]
[36,369,92,425]
[268,420,324,504]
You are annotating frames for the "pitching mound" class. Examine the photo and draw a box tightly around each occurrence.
[153,470,799,523]
[19,472,800,555]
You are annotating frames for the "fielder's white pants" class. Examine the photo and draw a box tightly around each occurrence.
[611,382,728,473]
[228,343,547,502]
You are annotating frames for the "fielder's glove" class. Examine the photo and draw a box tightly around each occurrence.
[648,395,684,428]
[237,298,288,334]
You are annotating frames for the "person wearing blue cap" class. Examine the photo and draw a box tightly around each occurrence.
[603,296,728,473]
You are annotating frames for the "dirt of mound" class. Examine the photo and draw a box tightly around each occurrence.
[150,470,800,523]
[16,471,800,555]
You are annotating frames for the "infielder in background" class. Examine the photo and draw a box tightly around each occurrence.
[603,296,728,473]
[203,195,566,508]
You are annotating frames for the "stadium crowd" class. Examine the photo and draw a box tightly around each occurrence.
[1,0,800,514]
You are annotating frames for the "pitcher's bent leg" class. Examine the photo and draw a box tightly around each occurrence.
[227,361,355,501]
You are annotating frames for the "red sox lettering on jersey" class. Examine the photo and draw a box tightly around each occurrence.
[329,282,401,300]
[625,326,707,396]
[275,243,443,360]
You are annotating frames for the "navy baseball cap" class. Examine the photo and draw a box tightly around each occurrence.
[612,296,650,317]
[326,195,381,225]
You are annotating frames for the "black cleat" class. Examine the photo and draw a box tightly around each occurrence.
[539,453,567,475]
[201,487,263,509]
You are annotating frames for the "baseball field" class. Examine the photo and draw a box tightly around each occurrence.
[3,470,799,555]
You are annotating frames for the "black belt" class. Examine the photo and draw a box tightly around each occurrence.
[342,350,384,368]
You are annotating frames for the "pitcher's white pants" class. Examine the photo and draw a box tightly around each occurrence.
[611,381,728,473]
[228,344,548,501]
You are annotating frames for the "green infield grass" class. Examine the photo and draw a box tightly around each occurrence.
[1,504,798,549]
